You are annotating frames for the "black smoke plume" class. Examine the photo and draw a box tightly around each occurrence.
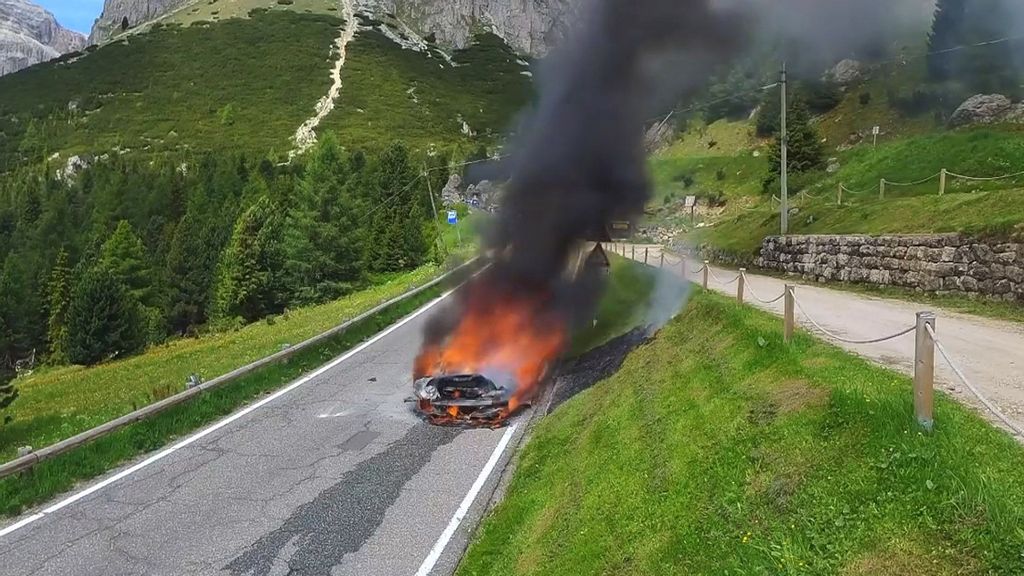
[421,0,750,351]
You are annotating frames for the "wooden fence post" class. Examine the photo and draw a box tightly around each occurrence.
[681,258,687,279]
[631,245,636,260]
[660,252,665,268]
[783,285,795,343]
[644,247,649,265]
[914,311,937,432]
[737,269,746,304]
[939,169,947,196]
[702,261,709,290]
[879,178,886,199]
[837,183,843,206]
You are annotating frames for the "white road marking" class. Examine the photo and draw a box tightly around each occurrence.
[0,290,456,540]
[414,423,519,576]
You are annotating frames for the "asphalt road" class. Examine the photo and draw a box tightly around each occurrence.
[617,244,1024,434]
[0,293,526,576]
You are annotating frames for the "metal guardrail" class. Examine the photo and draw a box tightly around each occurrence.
[0,260,476,479]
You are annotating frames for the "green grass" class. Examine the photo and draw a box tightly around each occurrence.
[319,28,532,152]
[0,265,442,463]
[693,188,1024,261]
[568,256,660,356]
[0,10,532,170]
[165,0,339,26]
[458,290,1024,575]
[0,281,446,518]
[0,10,341,168]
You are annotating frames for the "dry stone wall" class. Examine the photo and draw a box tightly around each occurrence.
[756,234,1024,302]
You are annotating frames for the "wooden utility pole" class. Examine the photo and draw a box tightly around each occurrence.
[780,62,789,235]
[423,168,447,258]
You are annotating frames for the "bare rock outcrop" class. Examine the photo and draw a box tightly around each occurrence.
[0,0,86,76]
[949,94,1024,127]
[89,0,193,44]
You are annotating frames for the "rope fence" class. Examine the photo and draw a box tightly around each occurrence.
[829,167,1024,205]
[617,244,1023,439]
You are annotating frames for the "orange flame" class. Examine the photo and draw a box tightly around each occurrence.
[414,281,567,424]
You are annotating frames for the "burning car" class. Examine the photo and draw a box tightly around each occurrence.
[413,369,549,425]
[413,279,565,426]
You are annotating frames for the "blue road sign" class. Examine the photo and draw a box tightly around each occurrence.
[447,210,458,225]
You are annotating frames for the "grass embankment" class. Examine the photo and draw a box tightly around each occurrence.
[1,268,448,516]
[459,290,1024,575]
[569,256,662,356]
[1,265,443,464]
[698,188,1024,260]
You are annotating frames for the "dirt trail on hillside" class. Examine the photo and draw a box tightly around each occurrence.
[290,0,357,158]
[617,243,1024,439]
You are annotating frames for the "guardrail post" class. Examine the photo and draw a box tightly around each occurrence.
[939,169,947,196]
[681,258,687,279]
[914,311,937,432]
[702,261,709,290]
[783,285,795,343]
[659,252,665,268]
[737,269,746,304]
[631,245,636,260]
[879,178,886,199]
[644,247,649,265]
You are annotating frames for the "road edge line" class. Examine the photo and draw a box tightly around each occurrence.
[0,289,456,540]
[414,423,519,576]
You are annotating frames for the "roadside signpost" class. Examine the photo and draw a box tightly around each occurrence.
[873,125,880,147]
[447,210,461,245]
[685,195,697,224]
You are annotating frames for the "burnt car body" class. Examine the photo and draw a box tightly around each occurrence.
[414,372,517,423]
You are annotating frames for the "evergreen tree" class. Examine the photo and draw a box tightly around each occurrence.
[284,134,364,303]
[765,100,825,191]
[46,248,72,364]
[0,367,16,419]
[927,0,966,82]
[215,196,286,322]
[365,143,429,273]
[98,220,155,306]
[66,266,145,365]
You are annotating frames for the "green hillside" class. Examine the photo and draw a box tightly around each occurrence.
[0,7,531,170]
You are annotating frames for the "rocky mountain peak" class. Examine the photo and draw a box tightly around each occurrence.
[0,0,87,76]
[89,0,194,44]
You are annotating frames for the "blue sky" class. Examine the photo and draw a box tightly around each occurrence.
[35,0,105,34]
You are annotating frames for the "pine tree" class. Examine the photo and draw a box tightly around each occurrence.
[215,196,286,322]
[765,99,825,191]
[284,134,364,303]
[66,266,145,366]
[98,220,155,307]
[927,0,965,82]
[46,248,72,364]
[366,143,429,273]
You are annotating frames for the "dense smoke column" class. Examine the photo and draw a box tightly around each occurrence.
[489,0,746,291]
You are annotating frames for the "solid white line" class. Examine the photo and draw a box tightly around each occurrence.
[414,423,519,576]
[1,289,456,539]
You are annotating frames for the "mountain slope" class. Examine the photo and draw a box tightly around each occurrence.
[0,0,86,76]
[90,0,573,55]
[0,6,531,169]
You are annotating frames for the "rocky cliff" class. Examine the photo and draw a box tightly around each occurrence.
[0,0,86,76]
[359,0,574,56]
[89,0,572,55]
[89,0,193,44]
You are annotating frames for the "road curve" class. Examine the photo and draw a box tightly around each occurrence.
[0,293,525,576]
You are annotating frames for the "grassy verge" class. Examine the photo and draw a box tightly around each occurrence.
[568,256,661,356]
[692,188,1024,260]
[459,290,1024,575]
[2,265,442,462]
[0,281,446,518]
